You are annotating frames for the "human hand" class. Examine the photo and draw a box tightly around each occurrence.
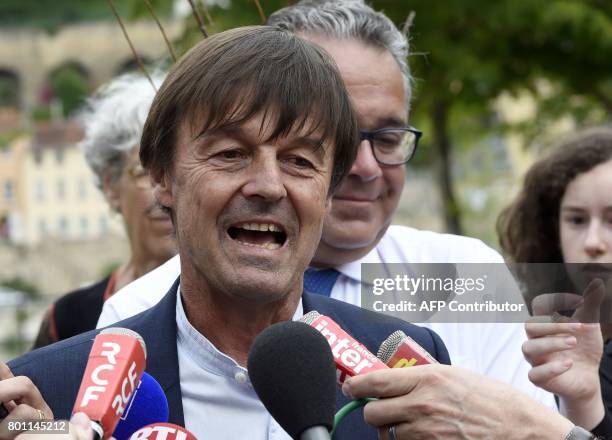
[14,413,113,440]
[341,365,573,439]
[523,279,605,429]
[0,363,53,440]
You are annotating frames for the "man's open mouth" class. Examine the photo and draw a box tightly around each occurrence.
[227,222,287,250]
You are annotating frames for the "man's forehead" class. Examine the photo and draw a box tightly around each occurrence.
[180,112,330,147]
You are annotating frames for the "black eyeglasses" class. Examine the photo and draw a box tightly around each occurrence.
[359,127,422,165]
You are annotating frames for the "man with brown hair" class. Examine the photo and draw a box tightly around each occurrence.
[7,26,449,439]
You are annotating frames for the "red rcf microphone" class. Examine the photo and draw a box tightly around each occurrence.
[129,423,196,440]
[73,328,147,439]
[377,330,438,368]
[300,311,388,384]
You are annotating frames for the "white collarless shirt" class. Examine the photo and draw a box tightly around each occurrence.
[175,290,303,439]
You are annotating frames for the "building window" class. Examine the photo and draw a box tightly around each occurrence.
[78,179,87,200]
[3,180,13,202]
[99,216,108,237]
[55,148,64,164]
[35,179,45,202]
[38,219,47,238]
[58,217,69,238]
[57,179,65,200]
[34,149,43,165]
[80,216,88,238]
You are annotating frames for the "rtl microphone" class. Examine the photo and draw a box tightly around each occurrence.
[73,327,147,439]
[300,311,388,384]
[128,423,196,440]
[377,330,438,368]
[248,321,336,440]
[112,372,169,440]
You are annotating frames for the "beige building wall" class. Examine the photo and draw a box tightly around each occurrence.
[0,19,184,110]
[11,127,122,245]
[0,136,27,237]
[496,81,577,179]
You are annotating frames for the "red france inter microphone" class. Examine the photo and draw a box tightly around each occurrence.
[377,330,438,368]
[129,423,196,440]
[73,327,147,439]
[300,311,388,384]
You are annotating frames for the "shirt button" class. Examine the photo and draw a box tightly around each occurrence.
[234,371,248,384]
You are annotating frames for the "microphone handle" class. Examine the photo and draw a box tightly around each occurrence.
[300,426,331,440]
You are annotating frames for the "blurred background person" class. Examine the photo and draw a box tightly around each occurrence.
[32,72,176,348]
[498,126,612,435]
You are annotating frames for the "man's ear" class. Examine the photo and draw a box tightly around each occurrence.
[102,172,121,213]
[151,167,173,210]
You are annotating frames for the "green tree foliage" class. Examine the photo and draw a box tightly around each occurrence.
[1,277,40,299]
[50,64,90,117]
[0,0,120,33]
[366,0,612,233]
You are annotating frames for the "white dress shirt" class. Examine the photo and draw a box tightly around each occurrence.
[97,225,555,407]
[176,287,302,439]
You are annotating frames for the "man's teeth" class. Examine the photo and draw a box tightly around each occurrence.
[238,222,282,232]
[235,240,281,250]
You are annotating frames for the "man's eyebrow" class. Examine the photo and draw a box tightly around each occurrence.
[197,125,246,140]
[290,135,325,149]
[286,135,329,159]
[366,116,408,129]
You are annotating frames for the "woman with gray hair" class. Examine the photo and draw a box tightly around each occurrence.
[33,72,176,348]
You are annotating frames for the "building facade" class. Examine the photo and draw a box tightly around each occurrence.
[5,121,122,245]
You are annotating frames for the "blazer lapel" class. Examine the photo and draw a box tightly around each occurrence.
[128,277,184,426]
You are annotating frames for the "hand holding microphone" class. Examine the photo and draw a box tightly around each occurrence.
[342,365,576,440]
[0,362,53,440]
[11,413,106,440]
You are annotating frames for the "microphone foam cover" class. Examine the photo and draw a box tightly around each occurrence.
[248,321,336,439]
[112,372,169,440]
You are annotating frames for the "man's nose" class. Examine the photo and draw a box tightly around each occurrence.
[348,140,383,182]
[584,221,608,258]
[241,155,287,202]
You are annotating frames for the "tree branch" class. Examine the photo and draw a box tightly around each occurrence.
[254,0,266,23]
[199,0,215,27]
[143,0,177,62]
[106,0,156,91]
[187,0,209,38]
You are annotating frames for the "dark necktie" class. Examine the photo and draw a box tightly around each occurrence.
[303,268,341,297]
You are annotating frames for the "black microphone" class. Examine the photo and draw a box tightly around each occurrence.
[248,321,336,440]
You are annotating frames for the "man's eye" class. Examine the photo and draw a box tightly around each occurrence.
[219,149,245,159]
[287,156,314,168]
[375,134,400,146]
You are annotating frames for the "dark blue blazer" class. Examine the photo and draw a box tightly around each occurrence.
[9,279,450,439]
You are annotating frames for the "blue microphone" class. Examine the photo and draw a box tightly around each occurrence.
[112,372,169,440]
